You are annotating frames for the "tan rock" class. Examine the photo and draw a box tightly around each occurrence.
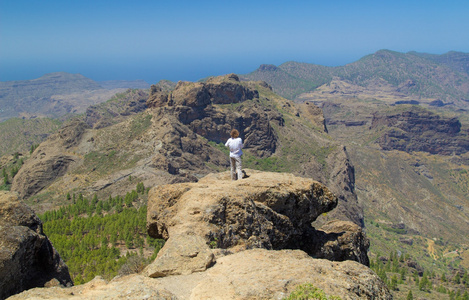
[311,220,370,265]
[147,170,338,253]
[191,249,391,300]
[7,275,177,300]
[8,249,392,300]
[144,234,215,278]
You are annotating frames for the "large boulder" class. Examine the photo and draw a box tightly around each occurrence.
[146,170,337,250]
[146,170,370,274]
[0,191,73,300]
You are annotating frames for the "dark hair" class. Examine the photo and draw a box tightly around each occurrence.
[230,129,239,138]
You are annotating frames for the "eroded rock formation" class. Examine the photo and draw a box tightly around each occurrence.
[147,74,280,157]
[145,170,370,280]
[0,191,73,300]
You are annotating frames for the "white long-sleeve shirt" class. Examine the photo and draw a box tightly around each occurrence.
[225,137,243,158]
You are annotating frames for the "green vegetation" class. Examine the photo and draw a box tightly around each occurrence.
[0,153,24,191]
[283,283,341,300]
[367,219,469,299]
[40,183,164,285]
[243,153,287,172]
[208,141,229,156]
[129,113,152,137]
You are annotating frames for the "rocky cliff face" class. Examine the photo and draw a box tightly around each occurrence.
[371,106,469,155]
[0,191,73,300]
[7,171,388,300]
[147,74,279,157]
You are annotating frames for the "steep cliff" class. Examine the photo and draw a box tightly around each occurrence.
[371,106,469,155]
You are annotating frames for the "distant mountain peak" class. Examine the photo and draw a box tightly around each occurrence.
[257,64,279,72]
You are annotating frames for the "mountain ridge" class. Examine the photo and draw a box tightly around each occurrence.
[242,50,469,107]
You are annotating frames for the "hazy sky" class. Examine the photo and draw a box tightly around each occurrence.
[1,0,469,84]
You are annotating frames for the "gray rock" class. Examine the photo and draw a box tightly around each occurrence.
[0,191,73,300]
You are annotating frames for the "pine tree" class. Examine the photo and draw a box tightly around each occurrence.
[407,290,413,300]
[400,267,407,282]
[462,291,468,300]
[92,194,98,205]
[390,275,398,290]
[414,272,420,287]
[419,272,430,291]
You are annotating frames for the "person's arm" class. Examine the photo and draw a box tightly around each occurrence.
[225,139,230,147]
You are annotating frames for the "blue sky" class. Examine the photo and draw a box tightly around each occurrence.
[1,0,469,83]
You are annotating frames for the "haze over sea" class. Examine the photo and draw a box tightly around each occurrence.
[1,0,469,84]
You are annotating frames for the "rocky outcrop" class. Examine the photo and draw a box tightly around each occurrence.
[371,106,469,155]
[307,220,370,265]
[5,172,388,299]
[8,249,391,299]
[146,170,369,271]
[298,101,328,132]
[147,171,336,252]
[148,74,280,157]
[0,191,72,300]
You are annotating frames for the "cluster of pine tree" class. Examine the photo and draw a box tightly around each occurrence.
[1,152,23,189]
[370,251,469,299]
[40,183,164,285]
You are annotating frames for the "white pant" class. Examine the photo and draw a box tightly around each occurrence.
[230,156,242,180]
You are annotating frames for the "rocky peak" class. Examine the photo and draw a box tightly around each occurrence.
[147,73,258,109]
[257,64,279,72]
[147,74,279,156]
[10,119,89,199]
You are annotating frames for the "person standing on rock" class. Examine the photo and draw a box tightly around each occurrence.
[225,129,243,180]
